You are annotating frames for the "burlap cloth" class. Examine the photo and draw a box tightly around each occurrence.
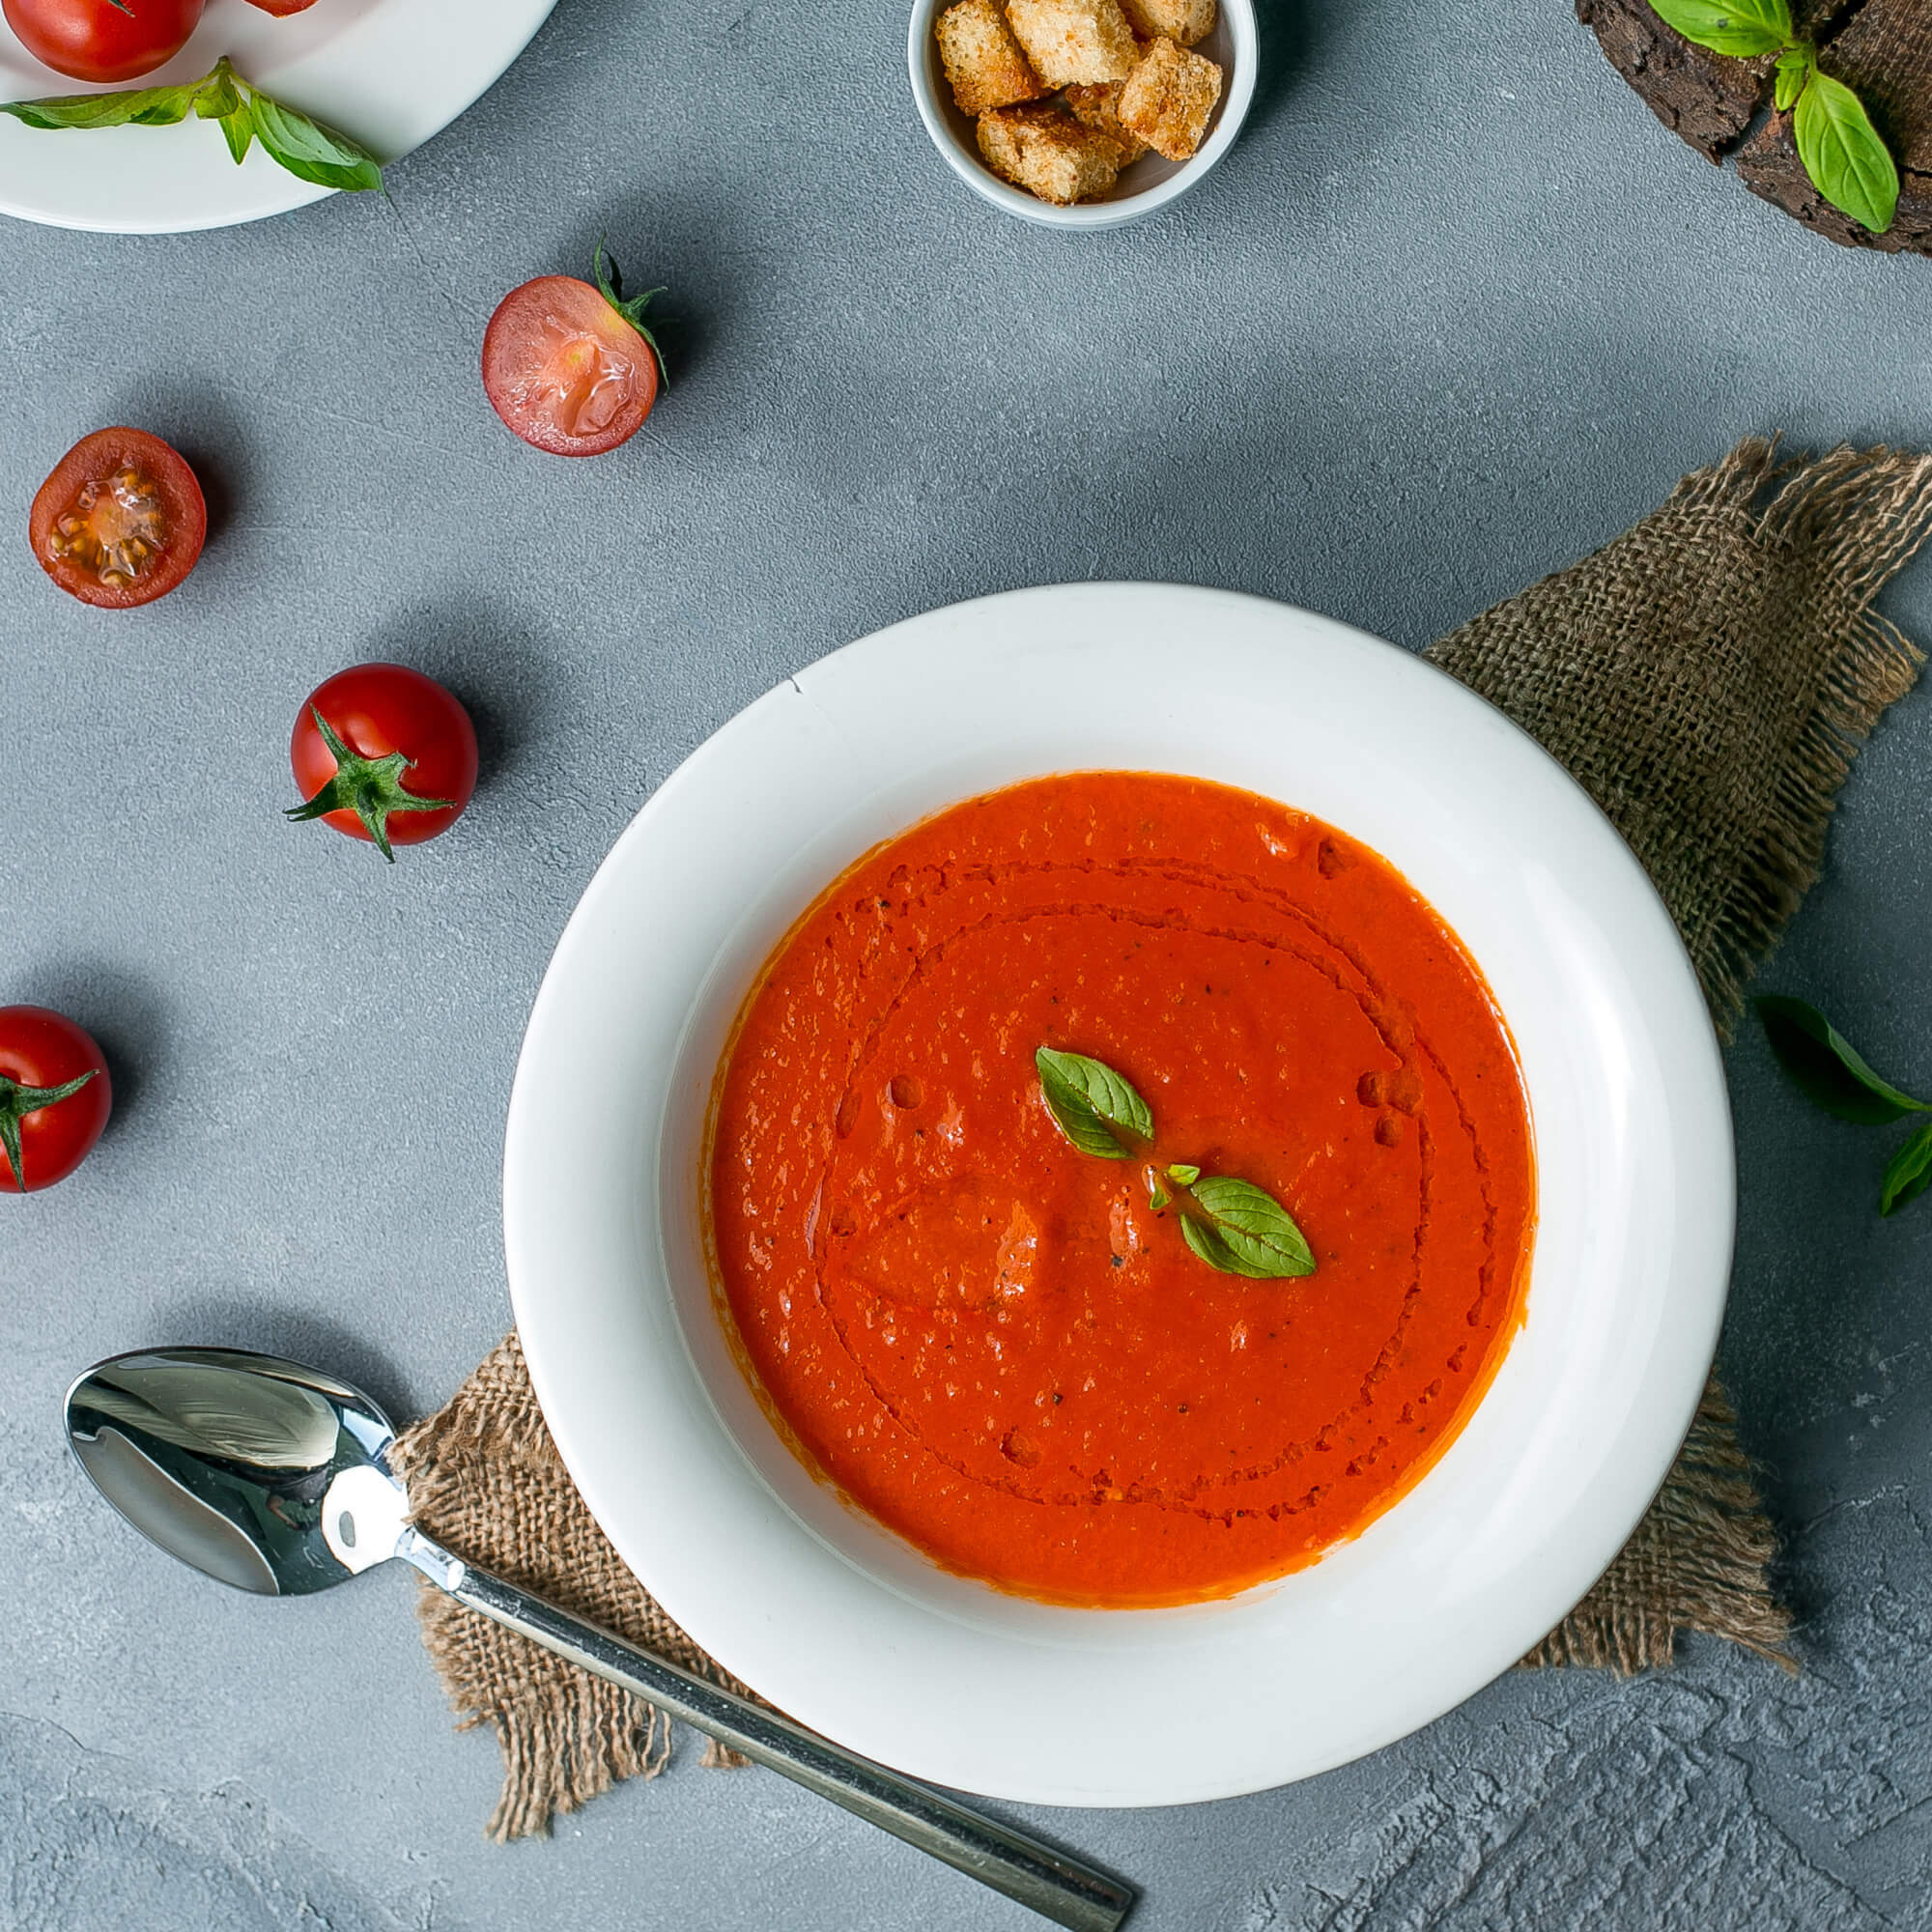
[391,437,1932,1839]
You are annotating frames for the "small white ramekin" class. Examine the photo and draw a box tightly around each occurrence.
[908,0,1257,229]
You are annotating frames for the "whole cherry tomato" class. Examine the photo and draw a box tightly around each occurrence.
[242,0,317,14]
[0,1006,111,1193]
[287,664,478,862]
[2,0,202,84]
[30,428,207,610]
[482,245,666,457]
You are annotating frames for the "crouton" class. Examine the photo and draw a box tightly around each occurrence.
[1062,79,1148,156]
[977,103,1127,203]
[1118,0,1214,47]
[937,0,1048,115]
[1005,0,1138,87]
[1117,35,1222,160]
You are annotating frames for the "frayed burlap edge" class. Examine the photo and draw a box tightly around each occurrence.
[390,1332,751,1841]
[1667,440,1932,1033]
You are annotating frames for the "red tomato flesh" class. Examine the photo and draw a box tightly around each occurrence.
[242,0,318,14]
[481,276,660,457]
[3,0,203,83]
[0,1006,111,1194]
[290,664,479,852]
[30,428,206,610]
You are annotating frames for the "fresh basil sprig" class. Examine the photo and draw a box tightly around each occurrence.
[1757,995,1932,1216]
[1644,1,1898,235]
[1034,1042,1318,1276]
[1179,1176,1316,1280]
[1035,1046,1154,1159]
[0,57,383,193]
[1755,995,1926,1123]
[1881,1121,1932,1218]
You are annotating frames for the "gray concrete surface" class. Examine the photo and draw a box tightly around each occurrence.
[3,0,1931,1925]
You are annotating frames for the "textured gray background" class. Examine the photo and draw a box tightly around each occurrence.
[4,0,1931,1924]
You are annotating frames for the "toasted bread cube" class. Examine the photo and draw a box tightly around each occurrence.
[937,0,1048,115]
[1006,0,1138,86]
[1117,35,1222,160]
[1118,0,1213,46]
[978,103,1126,203]
[1062,79,1148,156]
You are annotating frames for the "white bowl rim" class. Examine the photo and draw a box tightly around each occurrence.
[905,0,1258,229]
[0,0,557,234]
[505,582,1735,1806]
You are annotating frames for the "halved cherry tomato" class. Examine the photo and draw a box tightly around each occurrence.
[0,1006,111,1194]
[2,0,202,83]
[287,664,478,862]
[30,428,207,610]
[481,246,667,457]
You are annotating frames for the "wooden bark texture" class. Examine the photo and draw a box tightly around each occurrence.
[1577,0,1930,255]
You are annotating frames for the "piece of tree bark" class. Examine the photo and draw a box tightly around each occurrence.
[1578,0,1929,257]
[1736,0,1932,254]
[1576,0,1767,161]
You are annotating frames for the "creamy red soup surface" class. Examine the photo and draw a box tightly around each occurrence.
[706,771,1536,1607]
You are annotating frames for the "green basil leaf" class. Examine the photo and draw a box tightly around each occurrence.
[1755,996,1927,1123]
[1881,1120,1932,1217]
[247,92,383,192]
[1774,44,1810,112]
[216,100,254,166]
[1793,68,1899,235]
[0,79,201,130]
[1035,1046,1153,1158]
[1183,1175,1316,1279]
[193,58,243,121]
[1037,1071,1130,1156]
[1644,0,1793,56]
[1180,1211,1256,1277]
[1165,1162,1200,1185]
[1148,1181,1171,1211]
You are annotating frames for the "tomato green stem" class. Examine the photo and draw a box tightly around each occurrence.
[0,1069,97,1190]
[284,707,455,864]
[593,240,668,391]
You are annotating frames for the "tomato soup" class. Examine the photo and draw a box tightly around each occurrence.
[706,772,1535,1606]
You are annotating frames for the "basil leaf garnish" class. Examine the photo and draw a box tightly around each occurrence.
[1179,1211,1247,1276]
[0,57,382,193]
[0,80,201,129]
[1793,68,1899,236]
[1035,1046,1153,1159]
[214,97,253,165]
[1773,44,1810,113]
[193,61,243,122]
[1755,996,1927,1124]
[1180,1176,1315,1279]
[1881,1120,1932,1217]
[1645,0,1792,57]
[247,92,382,192]
[1166,1162,1200,1185]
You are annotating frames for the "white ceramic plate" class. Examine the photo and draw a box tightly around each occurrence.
[0,0,554,232]
[505,584,1734,1807]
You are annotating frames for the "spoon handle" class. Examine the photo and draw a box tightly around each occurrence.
[397,1528,1135,1932]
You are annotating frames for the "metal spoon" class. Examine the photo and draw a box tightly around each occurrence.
[64,1346,1135,1932]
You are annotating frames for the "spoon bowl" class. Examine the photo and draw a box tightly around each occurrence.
[65,1348,398,1597]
